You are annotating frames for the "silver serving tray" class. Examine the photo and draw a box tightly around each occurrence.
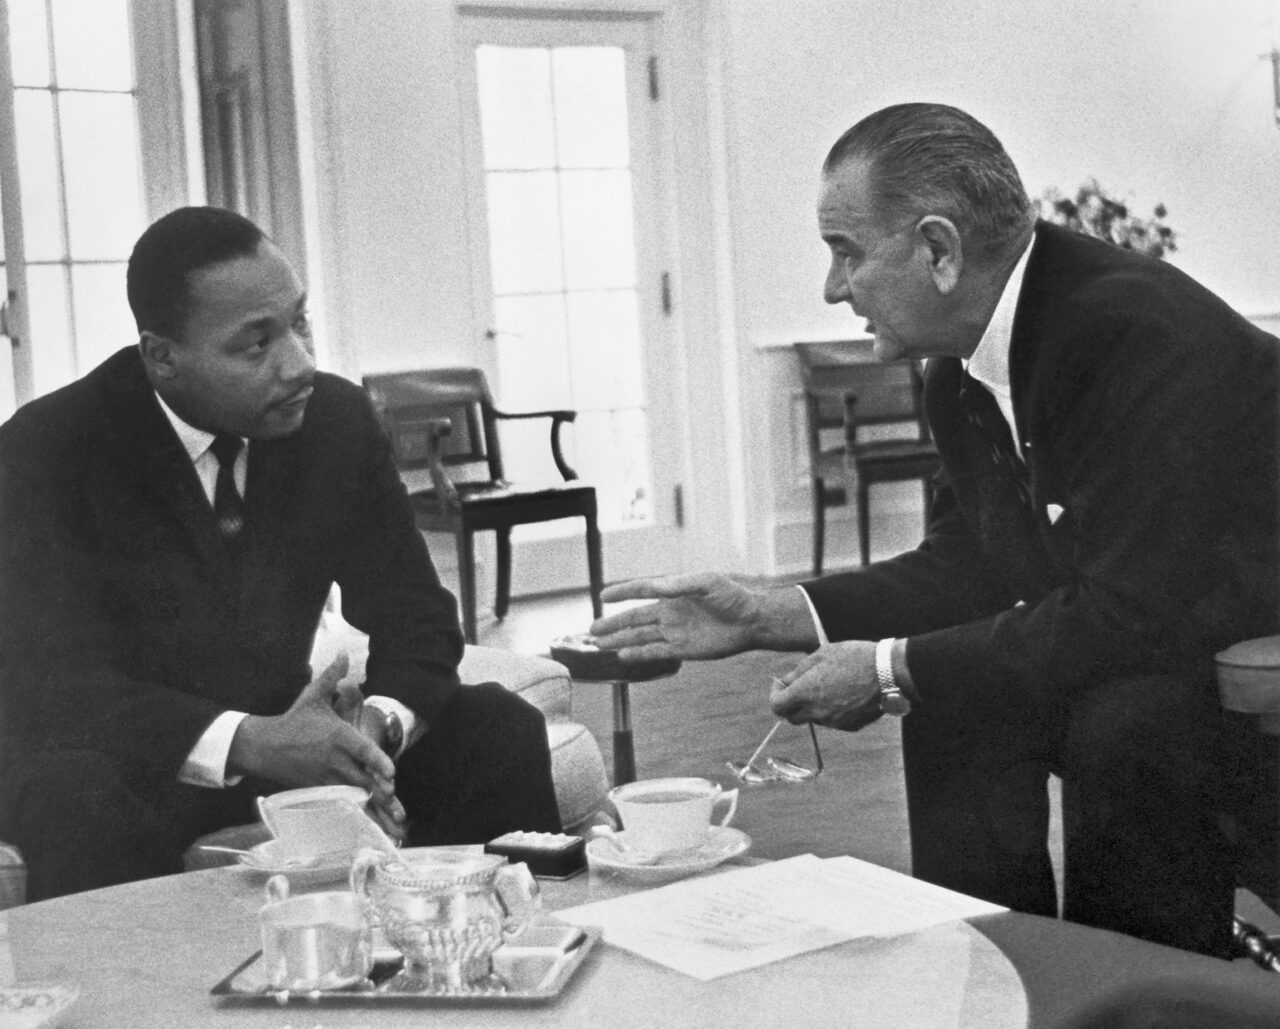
[212,923,600,1006]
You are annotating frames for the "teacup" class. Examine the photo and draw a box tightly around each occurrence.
[259,875,373,992]
[257,785,373,861]
[608,777,739,856]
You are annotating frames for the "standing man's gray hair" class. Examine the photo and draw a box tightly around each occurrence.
[824,103,1034,257]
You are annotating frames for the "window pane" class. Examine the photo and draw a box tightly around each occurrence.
[51,0,133,90]
[494,293,572,410]
[8,0,50,87]
[566,289,643,410]
[553,47,629,169]
[60,92,144,259]
[71,262,132,371]
[560,169,635,289]
[575,408,652,526]
[476,45,554,171]
[486,170,563,295]
[13,89,63,261]
[25,263,73,395]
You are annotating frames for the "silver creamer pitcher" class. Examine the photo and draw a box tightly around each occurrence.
[350,847,540,994]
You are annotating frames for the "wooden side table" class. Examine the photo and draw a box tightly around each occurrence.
[549,640,681,785]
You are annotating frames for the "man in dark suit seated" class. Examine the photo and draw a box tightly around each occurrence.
[0,206,562,901]
[591,103,1280,957]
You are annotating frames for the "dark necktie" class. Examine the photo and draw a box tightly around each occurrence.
[958,371,1031,507]
[209,433,246,544]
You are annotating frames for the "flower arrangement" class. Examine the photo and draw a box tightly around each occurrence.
[1037,178,1177,259]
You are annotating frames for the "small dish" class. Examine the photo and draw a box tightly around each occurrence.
[0,983,79,1028]
[586,826,751,884]
[236,839,354,886]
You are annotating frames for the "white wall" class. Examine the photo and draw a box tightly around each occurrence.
[291,0,1280,580]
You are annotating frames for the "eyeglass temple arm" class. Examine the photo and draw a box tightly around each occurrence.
[809,723,824,774]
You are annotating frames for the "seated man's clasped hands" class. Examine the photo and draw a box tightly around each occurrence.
[597,102,1280,960]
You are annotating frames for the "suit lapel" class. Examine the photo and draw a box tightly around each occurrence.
[98,349,235,580]
[926,356,1057,601]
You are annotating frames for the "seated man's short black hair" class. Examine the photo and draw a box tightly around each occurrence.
[126,205,265,339]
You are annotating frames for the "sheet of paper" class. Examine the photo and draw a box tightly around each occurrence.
[557,854,1006,981]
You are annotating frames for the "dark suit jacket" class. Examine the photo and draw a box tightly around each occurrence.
[805,221,1280,719]
[0,347,463,782]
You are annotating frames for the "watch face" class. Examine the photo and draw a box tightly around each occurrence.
[880,691,911,717]
[381,712,404,757]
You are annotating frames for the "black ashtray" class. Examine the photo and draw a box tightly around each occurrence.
[549,634,681,682]
[485,831,587,879]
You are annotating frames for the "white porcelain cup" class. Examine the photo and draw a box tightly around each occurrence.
[257,785,372,861]
[608,777,739,856]
[259,875,372,992]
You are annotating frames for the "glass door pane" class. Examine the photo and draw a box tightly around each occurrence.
[3,0,146,402]
[476,41,652,531]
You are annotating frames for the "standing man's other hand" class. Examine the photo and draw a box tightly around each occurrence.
[770,640,883,731]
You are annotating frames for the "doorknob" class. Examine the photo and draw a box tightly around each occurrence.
[0,295,15,346]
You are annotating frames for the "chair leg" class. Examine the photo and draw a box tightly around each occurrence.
[456,531,478,644]
[494,527,512,622]
[857,478,871,567]
[812,477,826,578]
[585,506,604,620]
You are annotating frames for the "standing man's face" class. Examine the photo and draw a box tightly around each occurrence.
[156,242,316,439]
[818,158,954,363]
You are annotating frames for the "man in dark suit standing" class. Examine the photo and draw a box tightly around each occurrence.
[0,206,561,901]
[591,103,1279,956]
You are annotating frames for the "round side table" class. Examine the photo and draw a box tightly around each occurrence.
[550,641,682,785]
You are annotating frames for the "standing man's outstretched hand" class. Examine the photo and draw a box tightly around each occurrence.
[589,572,820,661]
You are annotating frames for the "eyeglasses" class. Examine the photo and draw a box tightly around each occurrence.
[727,695,825,784]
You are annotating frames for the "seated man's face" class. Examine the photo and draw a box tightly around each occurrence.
[164,241,316,439]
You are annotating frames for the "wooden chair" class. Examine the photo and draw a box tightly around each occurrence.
[364,368,604,643]
[795,340,941,574]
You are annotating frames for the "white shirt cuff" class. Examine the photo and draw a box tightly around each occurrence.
[179,710,248,788]
[366,695,418,758]
[795,584,830,646]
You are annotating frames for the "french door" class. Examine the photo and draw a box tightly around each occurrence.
[0,0,188,419]
[457,10,686,595]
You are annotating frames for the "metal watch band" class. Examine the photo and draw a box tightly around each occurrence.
[875,637,911,717]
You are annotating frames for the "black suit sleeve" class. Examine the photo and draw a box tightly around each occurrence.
[329,391,464,729]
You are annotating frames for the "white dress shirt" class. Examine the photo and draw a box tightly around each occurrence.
[154,395,414,788]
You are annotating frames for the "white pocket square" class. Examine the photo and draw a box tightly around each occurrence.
[1046,503,1065,525]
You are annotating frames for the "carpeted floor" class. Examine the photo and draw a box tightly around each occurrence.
[475,589,1059,881]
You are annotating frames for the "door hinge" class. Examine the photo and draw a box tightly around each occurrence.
[648,55,659,101]
[673,484,684,528]
[661,272,672,315]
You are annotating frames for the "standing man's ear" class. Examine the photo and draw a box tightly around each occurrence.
[138,331,178,381]
[916,215,963,295]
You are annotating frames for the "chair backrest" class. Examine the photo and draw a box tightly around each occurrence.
[363,368,505,483]
[794,340,930,450]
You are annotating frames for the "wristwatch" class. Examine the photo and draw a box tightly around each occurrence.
[874,637,912,717]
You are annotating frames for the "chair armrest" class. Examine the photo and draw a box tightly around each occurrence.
[418,417,461,510]
[491,408,580,481]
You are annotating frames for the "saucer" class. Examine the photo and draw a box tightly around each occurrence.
[586,826,751,884]
[237,839,355,886]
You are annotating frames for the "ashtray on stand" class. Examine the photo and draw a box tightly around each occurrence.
[549,634,682,785]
